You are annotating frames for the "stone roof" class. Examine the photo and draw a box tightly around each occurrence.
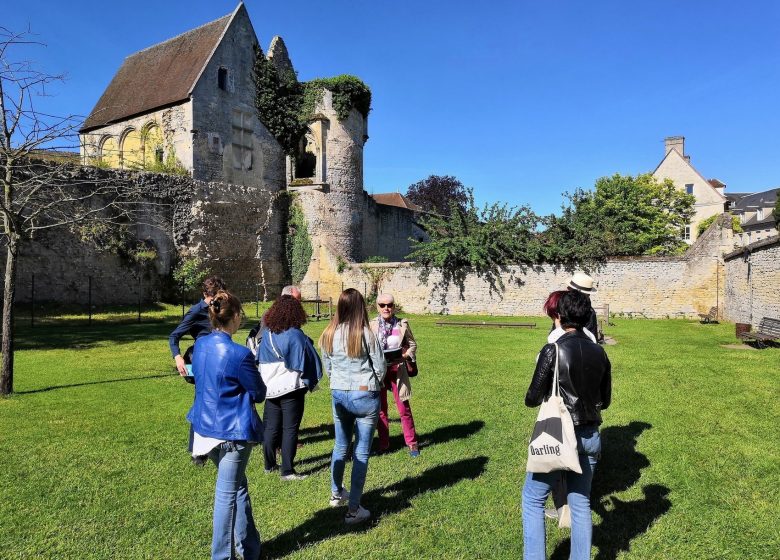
[371,192,423,212]
[80,10,235,132]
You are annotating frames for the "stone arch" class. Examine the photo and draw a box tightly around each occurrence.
[99,135,120,168]
[120,127,143,169]
[142,121,164,168]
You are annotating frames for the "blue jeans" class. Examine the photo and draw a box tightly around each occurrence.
[208,441,261,560]
[330,390,380,510]
[522,425,601,560]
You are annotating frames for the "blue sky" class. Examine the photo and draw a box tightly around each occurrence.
[6,0,780,215]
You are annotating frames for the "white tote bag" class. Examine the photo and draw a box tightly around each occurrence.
[258,332,306,399]
[526,343,582,474]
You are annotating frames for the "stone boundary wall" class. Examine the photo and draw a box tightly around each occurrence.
[302,216,735,318]
[723,236,780,327]
[2,167,286,305]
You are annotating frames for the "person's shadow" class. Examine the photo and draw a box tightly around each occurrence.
[550,422,671,560]
[262,456,489,559]
[295,420,485,476]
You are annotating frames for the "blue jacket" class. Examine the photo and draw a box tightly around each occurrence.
[187,331,266,442]
[256,327,323,390]
[168,300,212,358]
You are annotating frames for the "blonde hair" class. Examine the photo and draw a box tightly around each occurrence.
[319,288,374,357]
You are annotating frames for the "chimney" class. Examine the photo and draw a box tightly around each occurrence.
[664,136,685,157]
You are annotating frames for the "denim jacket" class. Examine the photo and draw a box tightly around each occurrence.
[187,331,266,442]
[321,325,386,391]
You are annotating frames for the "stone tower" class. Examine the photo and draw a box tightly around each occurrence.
[293,88,369,263]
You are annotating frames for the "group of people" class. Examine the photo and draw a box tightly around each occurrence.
[169,280,420,559]
[169,271,611,560]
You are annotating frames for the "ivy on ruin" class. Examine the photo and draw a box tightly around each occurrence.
[285,195,313,284]
[253,46,371,156]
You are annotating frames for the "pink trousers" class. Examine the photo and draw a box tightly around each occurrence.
[377,366,418,449]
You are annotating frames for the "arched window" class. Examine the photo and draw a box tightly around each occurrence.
[99,136,120,168]
[142,122,164,168]
[120,128,143,169]
[294,133,317,179]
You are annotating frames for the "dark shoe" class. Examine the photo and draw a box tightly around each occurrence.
[191,455,208,467]
[264,466,278,475]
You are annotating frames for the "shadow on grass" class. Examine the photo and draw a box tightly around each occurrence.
[297,423,335,445]
[13,321,179,351]
[294,420,485,477]
[550,421,671,560]
[16,373,175,394]
[263,456,489,559]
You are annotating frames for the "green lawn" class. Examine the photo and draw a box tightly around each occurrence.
[0,316,777,559]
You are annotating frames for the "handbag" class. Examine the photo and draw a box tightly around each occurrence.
[526,343,582,474]
[404,358,418,377]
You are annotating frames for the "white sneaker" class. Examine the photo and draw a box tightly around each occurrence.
[280,473,308,481]
[544,507,559,519]
[329,488,350,507]
[344,505,370,525]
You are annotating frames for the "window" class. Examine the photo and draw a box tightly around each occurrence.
[231,110,253,170]
[685,184,694,195]
[757,208,764,220]
[218,67,228,90]
[683,226,691,241]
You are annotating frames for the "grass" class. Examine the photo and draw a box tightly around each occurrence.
[0,315,778,559]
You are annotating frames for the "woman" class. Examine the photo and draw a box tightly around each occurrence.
[370,293,420,457]
[256,295,322,480]
[522,290,612,560]
[188,290,265,560]
[545,290,596,344]
[319,288,386,525]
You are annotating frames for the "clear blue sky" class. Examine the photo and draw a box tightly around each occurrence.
[6,0,780,215]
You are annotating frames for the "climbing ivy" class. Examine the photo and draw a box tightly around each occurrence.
[253,46,371,156]
[286,199,313,284]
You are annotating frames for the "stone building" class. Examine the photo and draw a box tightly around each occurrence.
[80,3,285,192]
[652,136,727,244]
[727,188,779,246]
[78,2,423,290]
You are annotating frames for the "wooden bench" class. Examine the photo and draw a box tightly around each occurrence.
[698,307,718,324]
[592,304,610,341]
[435,321,536,329]
[738,317,780,348]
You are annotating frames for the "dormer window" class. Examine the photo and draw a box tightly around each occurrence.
[218,67,228,91]
[757,208,764,220]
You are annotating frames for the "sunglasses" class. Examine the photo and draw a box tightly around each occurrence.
[378,303,394,309]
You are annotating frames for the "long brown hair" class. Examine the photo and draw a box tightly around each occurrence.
[319,288,374,357]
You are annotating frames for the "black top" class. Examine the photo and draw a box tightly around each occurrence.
[168,300,212,358]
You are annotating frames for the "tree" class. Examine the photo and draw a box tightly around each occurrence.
[543,173,695,259]
[406,175,470,217]
[406,192,544,299]
[0,28,148,395]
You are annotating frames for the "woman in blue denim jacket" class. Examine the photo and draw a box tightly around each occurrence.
[319,288,386,525]
[188,290,266,560]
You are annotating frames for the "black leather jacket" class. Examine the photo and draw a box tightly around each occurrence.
[525,330,612,426]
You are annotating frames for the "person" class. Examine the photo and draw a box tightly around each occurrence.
[319,288,386,525]
[187,290,265,560]
[545,290,596,344]
[246,285,301,355]
[370,293,420,458]
[256,294,322,480]
[566,272,599,339]
[522,290,612,560]
[169,276,226,376]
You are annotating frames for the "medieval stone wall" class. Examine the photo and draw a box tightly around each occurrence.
[302,216,735,318]
[361,197,423,262]
[4,167,286,305]
[723,237,780,327]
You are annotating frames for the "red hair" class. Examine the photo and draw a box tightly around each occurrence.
[543,290,567,320]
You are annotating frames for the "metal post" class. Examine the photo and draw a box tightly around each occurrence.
[256,283,260,318]
[138,272,142,323]
[30,273,35,328]
[88,276,93,326]
[315,281,320,320]
[364,282,367,298]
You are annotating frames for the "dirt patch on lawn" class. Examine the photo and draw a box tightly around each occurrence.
[720,343,759,350]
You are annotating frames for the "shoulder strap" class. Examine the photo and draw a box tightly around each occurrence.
[552,343,560,397]
[267,332,283,360]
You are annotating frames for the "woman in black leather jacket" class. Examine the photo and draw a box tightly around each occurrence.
[522,290,612,560]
